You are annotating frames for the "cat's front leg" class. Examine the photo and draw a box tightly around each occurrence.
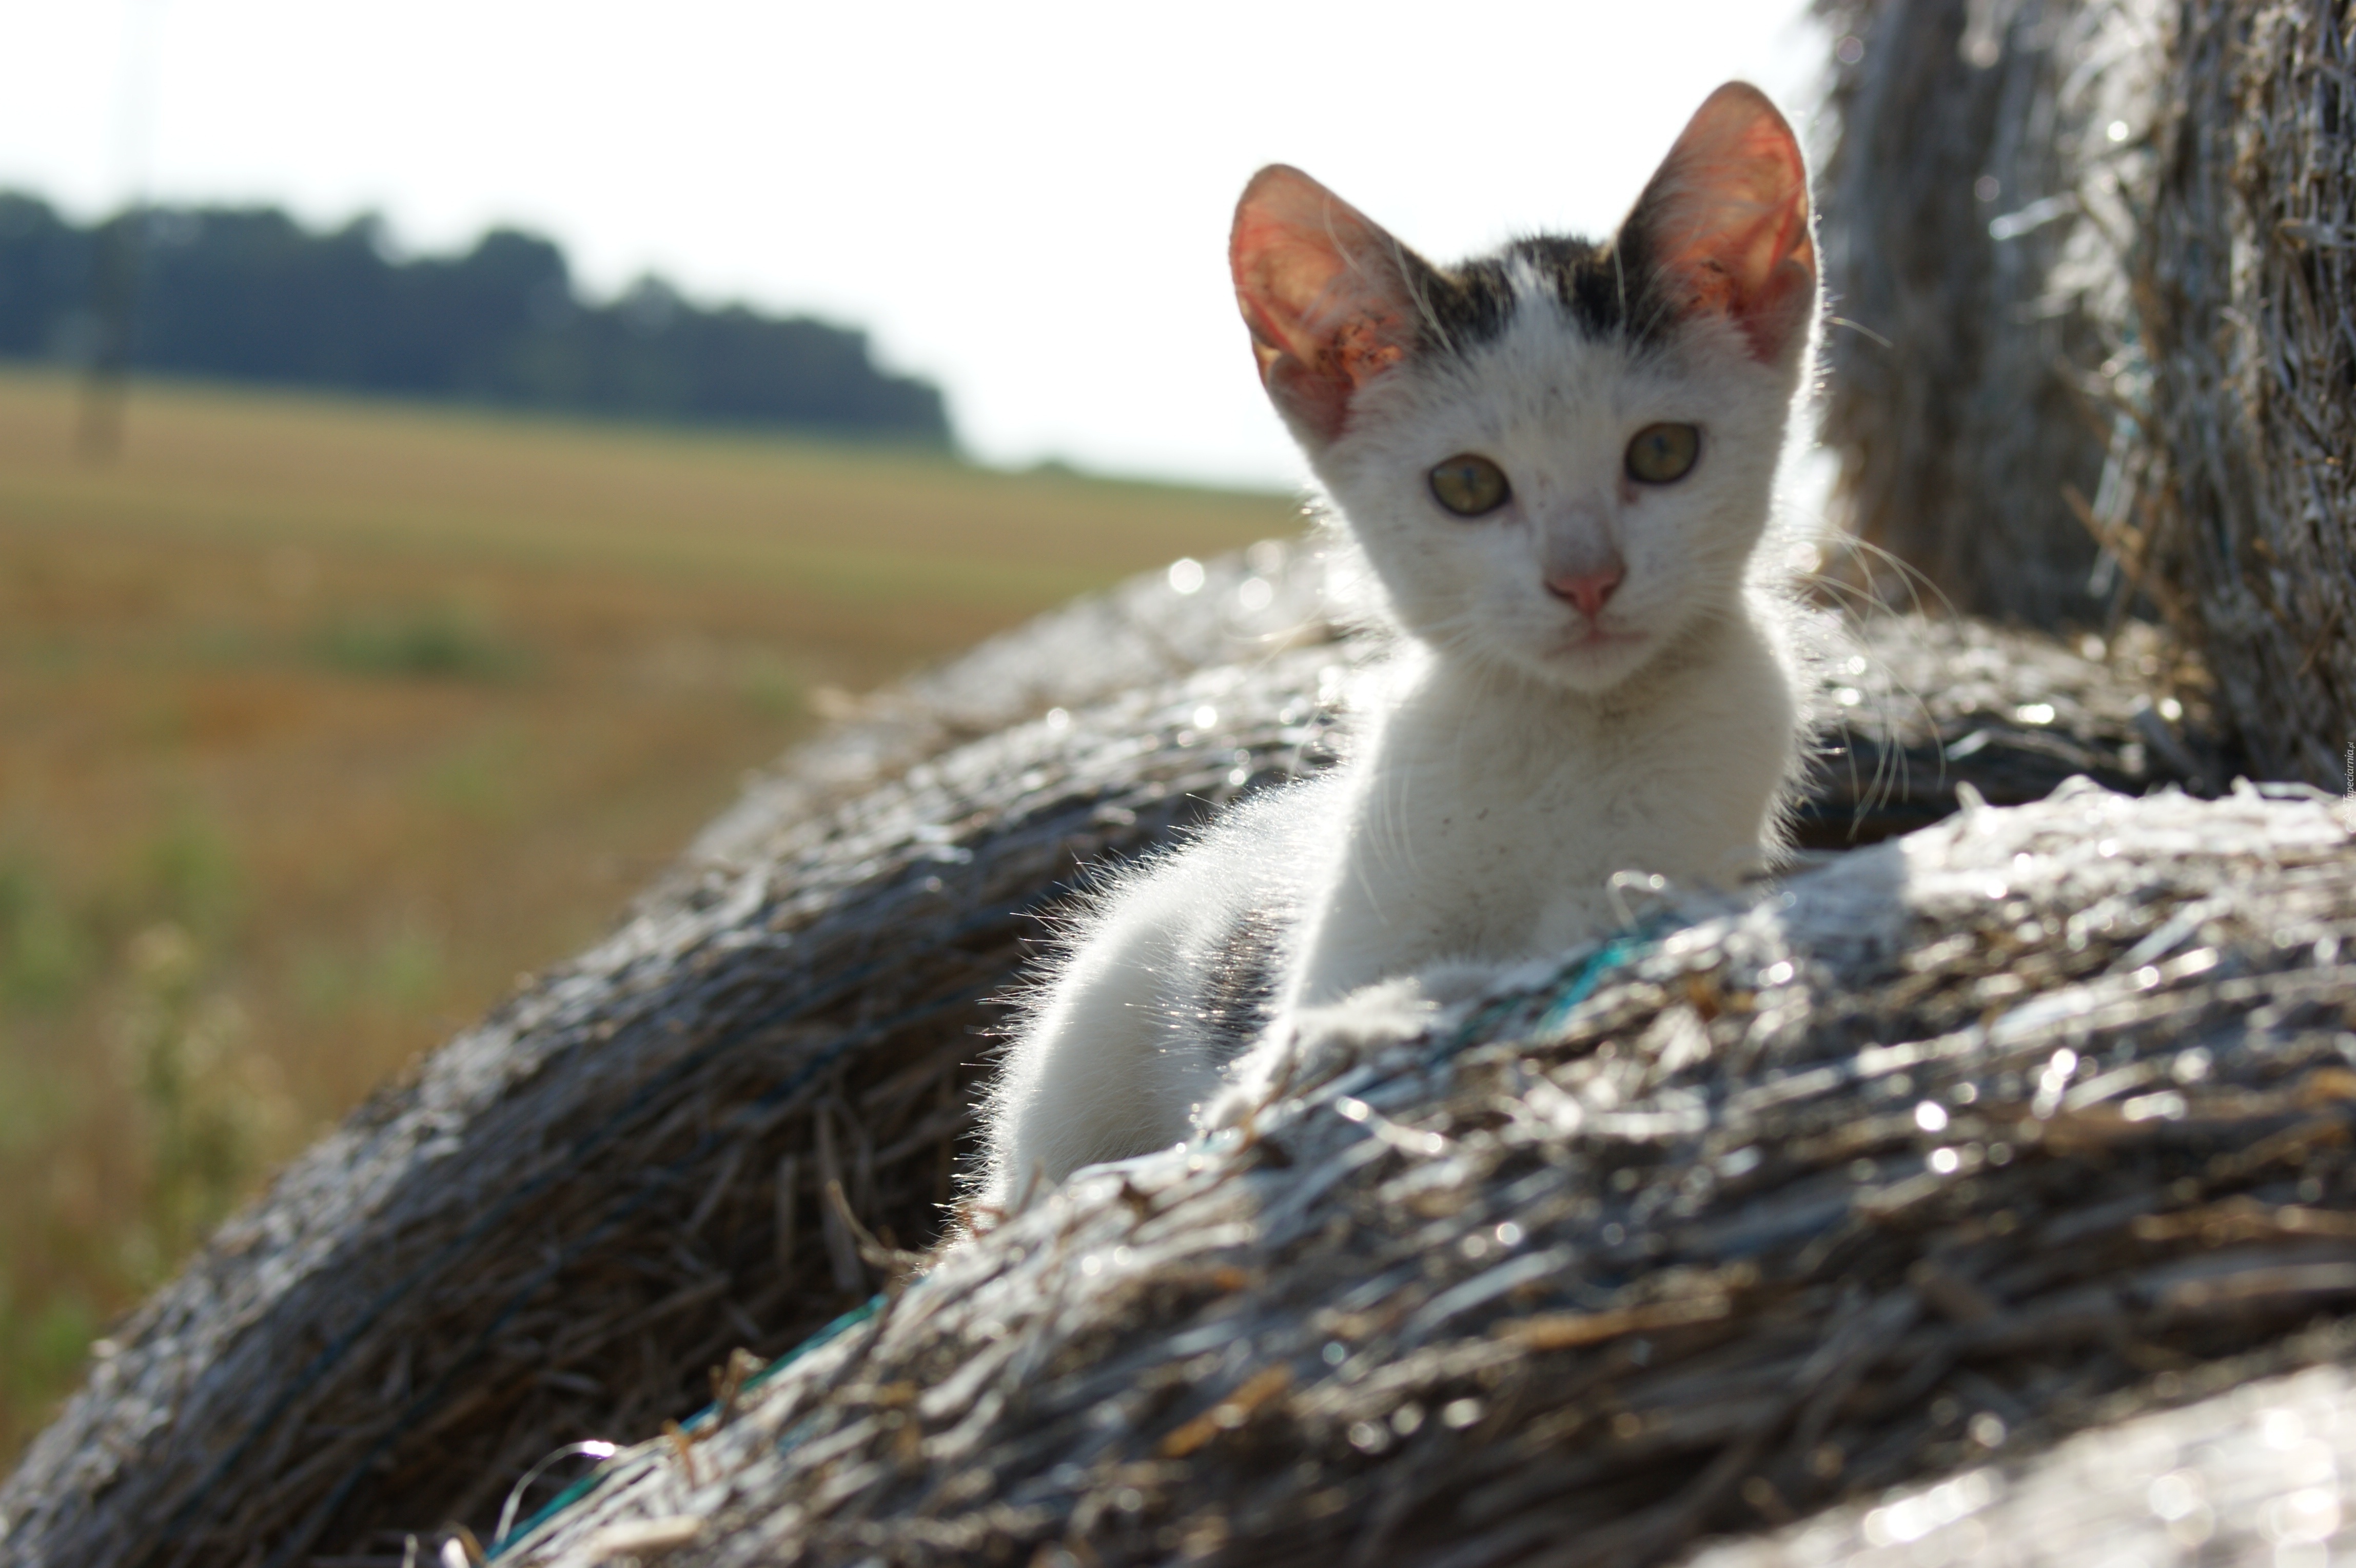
[975,874,1224,1221]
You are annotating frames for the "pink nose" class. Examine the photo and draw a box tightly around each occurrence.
[1546,566,1624,619]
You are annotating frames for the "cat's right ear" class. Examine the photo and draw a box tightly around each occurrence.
[1622,83,1816,367]
[1230,167,1419,446]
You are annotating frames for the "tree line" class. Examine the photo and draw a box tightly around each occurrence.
[0,192,951,444]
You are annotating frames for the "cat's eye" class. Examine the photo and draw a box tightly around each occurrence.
[1428,454,1511,517]
[1625,423,1701,484]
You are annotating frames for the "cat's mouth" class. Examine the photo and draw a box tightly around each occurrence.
[1561,624,1647,654]
[1522,623,1655,692]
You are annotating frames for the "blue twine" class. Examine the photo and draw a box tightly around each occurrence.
[1425,919,1671,1067]
[1531,931,1652,1036]
[487,1293,887,1557]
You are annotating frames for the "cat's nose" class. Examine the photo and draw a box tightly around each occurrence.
[1545,565,1624,619]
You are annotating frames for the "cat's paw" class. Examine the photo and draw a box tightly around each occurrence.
[1200,973,1461,1134]
[1413,957,1523,1008]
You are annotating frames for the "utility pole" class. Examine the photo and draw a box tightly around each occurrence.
[76,0,165,464]
[77,210,139,462]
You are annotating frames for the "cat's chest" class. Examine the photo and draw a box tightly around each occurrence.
[1285,654,1788,1006]
[1364,732,1654,912]
[1289,716,1668,998]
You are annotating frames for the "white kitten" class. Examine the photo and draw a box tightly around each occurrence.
[974,82,1818,1220]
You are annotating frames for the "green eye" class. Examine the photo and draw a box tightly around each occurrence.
[1427,454,1510,517]
[1625,423,1700,484]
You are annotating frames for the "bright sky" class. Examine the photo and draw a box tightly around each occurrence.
[1,1,1825,489]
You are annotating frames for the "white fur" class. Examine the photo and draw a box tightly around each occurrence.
[977,785,1320,1204]
[973,144,1816,1224]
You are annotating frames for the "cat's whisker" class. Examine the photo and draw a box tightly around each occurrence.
[1816,533,1960,623]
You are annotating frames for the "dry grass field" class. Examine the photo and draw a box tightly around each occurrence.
[0,367,1300,1461]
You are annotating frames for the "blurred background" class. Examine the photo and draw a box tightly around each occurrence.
[0,0,1816,1459]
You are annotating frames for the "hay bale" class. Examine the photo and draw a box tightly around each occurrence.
[502,781,2355,1568]
[1797,612,2225,842]
[0,545,2226,1567]
[1812,0,2164,628]
[0,543,1338,1568]
[2136,0,2356,789]
[1817,0,2356,787]
[667,542,1333,894]
[1688,1359,2356,1566]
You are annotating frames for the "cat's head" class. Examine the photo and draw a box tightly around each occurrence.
[1230,82,1816,695]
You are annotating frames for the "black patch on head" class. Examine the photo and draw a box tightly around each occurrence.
[1394,227,1676,359]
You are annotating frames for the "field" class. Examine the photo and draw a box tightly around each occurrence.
[0,367,1300,1461]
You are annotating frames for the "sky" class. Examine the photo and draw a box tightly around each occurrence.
[0,1,1827,489]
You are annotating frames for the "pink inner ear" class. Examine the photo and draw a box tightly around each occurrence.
[1636,84,1816,363]
[1230,166,1415,444]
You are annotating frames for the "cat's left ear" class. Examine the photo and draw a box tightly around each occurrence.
[1231,166,1421,446]
[1622,83,1816,366]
